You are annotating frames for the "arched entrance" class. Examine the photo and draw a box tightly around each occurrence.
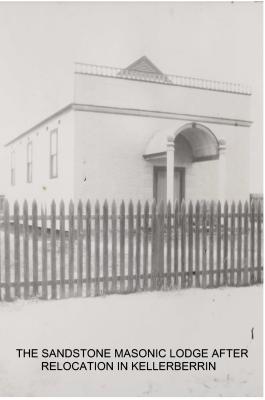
[144,122,224,204]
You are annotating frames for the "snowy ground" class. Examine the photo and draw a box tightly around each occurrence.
[0,285,262,396]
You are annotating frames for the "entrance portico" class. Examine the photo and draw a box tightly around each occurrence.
[144,122,226,205]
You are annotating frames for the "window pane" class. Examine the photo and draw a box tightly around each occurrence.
[27,142,32,162]
[51,154,57,177]
[27,163,32,182]
[11,168,15,185]
[11,151,15,168]
[51,130,57,155]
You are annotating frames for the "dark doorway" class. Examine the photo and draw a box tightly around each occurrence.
[153,166,185,205]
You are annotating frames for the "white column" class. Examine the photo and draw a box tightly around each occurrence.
[166,135,175,206]
[218,139,226,205]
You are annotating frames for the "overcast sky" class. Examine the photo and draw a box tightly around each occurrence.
[0,1,262,191]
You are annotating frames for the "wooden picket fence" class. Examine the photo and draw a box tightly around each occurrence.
[0,199,263,301]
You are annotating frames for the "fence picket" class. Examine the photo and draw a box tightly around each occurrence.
[32,200,38,297]
[195,201,200,287]
[202,201,207,289]
[143,201,149,290]
[250,201,255,284]
[51,200,57,299]
[174,201,179,288]
[223,201,228,286]
[237,201,242,286]
[4,201,11,301]
[128,201,134,292]
[151,200,157,290]
[188,201,193,288]
[94,201,100,296]
[69,200,75,297]
[41,207,48,299]
[77,200,83,297]
[135,201,141,291]
[180,201,186,289]
[14,201,20,298]
[166,202,172,289]
[103,200,109,294]
[157,202,164,289]
[111,201,117,293]
[59,200,65,298]
[85,200,91,296]
[209,201,214,288]
[216,201,221,287]
[230,202,235,286]
[120,201,125,292]
[243,201,249,285]
[23,200,29,299]
[257,201,262,283]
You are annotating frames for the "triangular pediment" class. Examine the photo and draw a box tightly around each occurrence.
[124,56,164,75]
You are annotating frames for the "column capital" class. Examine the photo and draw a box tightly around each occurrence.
[218,139,226,154]
[167,135,175,151]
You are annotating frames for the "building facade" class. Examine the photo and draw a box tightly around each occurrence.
[4,56,252,208]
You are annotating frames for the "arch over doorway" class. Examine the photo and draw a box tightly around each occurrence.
[144,122,224,205]
[143,122,219,161]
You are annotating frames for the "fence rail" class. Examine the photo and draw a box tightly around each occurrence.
[0,199,263,301]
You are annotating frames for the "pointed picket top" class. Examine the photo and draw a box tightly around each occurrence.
[60,199,65,214]
[86,200,91,228]
[95,199,100,214]
[103,199,108,210]
[69,199,74,215]
[244,200,249,213]
[195,200,200,214]
[41,201,47,216]
[41,203,46,216]
[128,199,134,214]
[120,200,125,215]
[250,199,255,214]
[231,201,236,213]
[23,199,28,213]
[144,200,149,215]
[217,200,221,214]
[51,199,56,212]
[14,200,19,214]
[167,201,171,217]
[224,200,228,213]
[4,199,9,221]
[210,200,215,213]
[111,200,117,215]
[137,200,141,214]
[237,200,242,216]
[32,199,37,212]
[86,199,91,214]
[181,199,186,213]
[151,198,157,213]
[202,200,207,215]
[257,199,262,214]
[78,199,83,209]
[188,200,193,214]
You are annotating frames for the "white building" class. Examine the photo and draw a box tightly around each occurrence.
[4,56,252,208]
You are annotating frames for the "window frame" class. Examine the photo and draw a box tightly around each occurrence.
[49,129,58,179]
[10,151,15,186]
[26,141,33,183]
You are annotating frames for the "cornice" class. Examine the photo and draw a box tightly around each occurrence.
[73,103,252,128]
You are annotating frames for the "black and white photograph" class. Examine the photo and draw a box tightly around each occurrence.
[0,0,263,397]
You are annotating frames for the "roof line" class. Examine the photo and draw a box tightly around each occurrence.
[74,62,252,95]
[5,104,73,147]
